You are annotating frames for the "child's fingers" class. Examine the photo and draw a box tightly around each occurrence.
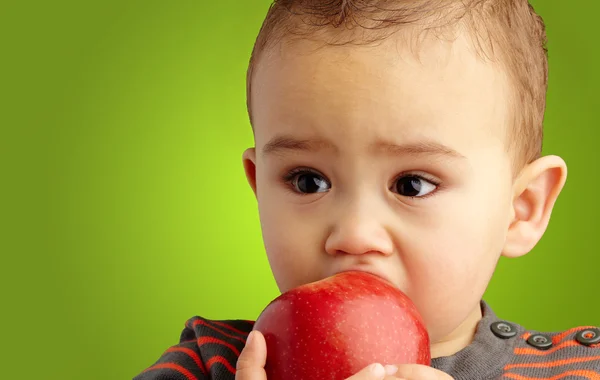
[345,363,400,380]
[235,330,268,380]
[393,364,454,380]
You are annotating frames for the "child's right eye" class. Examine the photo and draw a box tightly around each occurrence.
[283,168,331,194]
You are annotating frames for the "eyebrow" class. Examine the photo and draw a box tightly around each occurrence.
[262,135,466,159]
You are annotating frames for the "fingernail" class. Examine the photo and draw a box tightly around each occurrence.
[370,363,385,377]
[384,365,398,375]
[246,331,255,346]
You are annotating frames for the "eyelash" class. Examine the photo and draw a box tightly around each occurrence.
[281,168,442,199]
[282,167,320,181]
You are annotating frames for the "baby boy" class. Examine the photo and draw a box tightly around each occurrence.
[134,1,600,379]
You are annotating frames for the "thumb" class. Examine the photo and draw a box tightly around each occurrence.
[346,363,396,380]
[235,330,268,380]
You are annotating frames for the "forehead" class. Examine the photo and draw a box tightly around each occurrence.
[250,32,510,156]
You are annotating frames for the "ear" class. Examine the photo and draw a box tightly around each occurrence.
[242,147,258,198]
[502,155,568,258]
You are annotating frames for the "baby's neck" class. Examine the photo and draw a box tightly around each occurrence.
[430,305,483,359]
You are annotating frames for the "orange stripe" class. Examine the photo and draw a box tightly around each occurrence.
[142,363,198,380]
[514,341,581,356]
[505,355,600,370]
[553,327,598,344]
[522,332,532,340]
[197,336,241,356]
[206,355,237,374]
[503,369,600,380]
[210,320,251,336]
[166,347,207,375]
[193,319,247,343]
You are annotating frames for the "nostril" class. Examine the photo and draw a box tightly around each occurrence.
[324,222,395,257]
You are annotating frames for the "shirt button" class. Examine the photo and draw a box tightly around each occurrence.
[527,334,553,350]
[575,328,600,346]
[491,321,517,339]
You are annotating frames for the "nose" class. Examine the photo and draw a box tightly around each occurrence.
[324,208,395,257]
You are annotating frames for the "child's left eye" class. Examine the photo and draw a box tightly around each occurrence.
[393,175,438,198]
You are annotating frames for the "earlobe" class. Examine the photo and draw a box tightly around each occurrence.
[242,148,258,197]
[502,155,568,258]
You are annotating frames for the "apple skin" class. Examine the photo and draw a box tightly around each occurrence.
[252,271,430,380]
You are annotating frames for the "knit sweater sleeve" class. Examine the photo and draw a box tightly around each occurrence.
[132,317,254,380]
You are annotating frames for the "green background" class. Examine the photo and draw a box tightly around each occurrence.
[1,1,598,379]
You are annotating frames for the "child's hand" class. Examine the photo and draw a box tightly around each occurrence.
[235,330,453,380]
[235,330,394,380]
[235,331,268,380]
[389,364,454,380]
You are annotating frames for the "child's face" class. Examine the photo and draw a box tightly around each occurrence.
[244,32,517,348]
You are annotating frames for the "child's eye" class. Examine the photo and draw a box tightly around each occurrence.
[284,169,331,194]
[393,175,438,198]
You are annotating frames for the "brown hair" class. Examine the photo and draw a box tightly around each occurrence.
[246,0,548,171]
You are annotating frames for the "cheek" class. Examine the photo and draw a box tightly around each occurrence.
[422,188,509,283]
[402,186,511,338]
[430,174,511,256]
[257,191,325,292]
[406,233,500,341]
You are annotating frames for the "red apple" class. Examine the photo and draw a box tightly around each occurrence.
[252,271,430,380]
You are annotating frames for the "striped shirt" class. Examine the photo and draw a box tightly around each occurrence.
[133,300,600,379]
